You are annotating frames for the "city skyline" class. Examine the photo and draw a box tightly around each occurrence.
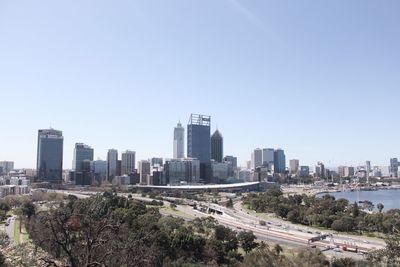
[1,1,400,168]
[0,122,398,171]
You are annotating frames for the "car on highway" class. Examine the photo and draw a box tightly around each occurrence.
[333,248,342,253]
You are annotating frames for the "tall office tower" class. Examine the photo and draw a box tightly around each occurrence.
[92,159,107,183]
[0,161,14,175]
[289,159,300,174]
[344,166,355,177]
[274,149,286,174]
[164,158,200,185]
[138,160,151,184]
[251,148,263,169]
[106,149,118,182]
[72,143,94,172]
[299,166,310,177]
[315,162,325,178]
[173,122,185,158]
[187,114,211,162]
[262,148,275,168]
[224,156,238,169]
[366,161,371,183]
[338,166,346,178]
[121,150,136,175]
[390,158,399,178]
[187,114,211,182]
[211,130,223,162]
[151,157,163,167]
[36,129,64,183]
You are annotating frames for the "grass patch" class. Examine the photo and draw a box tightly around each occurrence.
[14,219,21,245]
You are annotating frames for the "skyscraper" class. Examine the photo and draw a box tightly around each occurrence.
[262,148,275,168]
[187,114,211,182]
[187,114,211,163]
[173,122,185,158]
[289,159,299,174]
[390,158,399,178]
[138,160,151,184]
[36,129,64,183]
[211,129,223,162]
[0,161,14,175]
[274,149,286,174]
[121,150,136,175]
[106,149,118,182]
[224,156,238,169]
[92,159,107,183]
[366,161,371,183]
[150,157,163,167]
[164,158,200,185]
[251,148,262,169]
[72,143,94,172]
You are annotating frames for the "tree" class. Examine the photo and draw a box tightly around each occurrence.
[331,217,355,232]
[273,244,283,255]
[241,244,292,267]
[352,202,360,218]
[0,231,10,247]
[362,201,374,212]
[367,231,400,266]
[21,201,36,219]
[377,203,384,213]
[226,198,233,208]
[331,257,362,267]
[238,231,258,254]
[293,248,330,267]
[0,251,5,266]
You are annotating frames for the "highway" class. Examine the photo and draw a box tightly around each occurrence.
[52,189,385,259]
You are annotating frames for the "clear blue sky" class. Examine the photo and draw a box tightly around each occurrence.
[1,0,399,169]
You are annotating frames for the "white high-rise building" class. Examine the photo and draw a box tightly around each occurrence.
[106,149,118,182]
[173,122,185,158]
[366,161,371,183]
[251,148,263,170]
[121,150,135,175]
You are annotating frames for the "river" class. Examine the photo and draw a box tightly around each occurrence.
[321,189,400,212]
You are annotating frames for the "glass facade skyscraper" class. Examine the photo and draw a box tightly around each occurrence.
[187,114,211,182]
[72,143,94,172]
[106,149,118,182]
[211,130,223,163]
[36,129,64,183]
[187,114,211,163]
[274,149,286,174]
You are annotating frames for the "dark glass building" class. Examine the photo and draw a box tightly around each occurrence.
[36,129,64,183]
[211,130,223,163]
[187,114,211,182]
[72,143,94,172]
[187,114,211,163]
[274,149,286,174]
